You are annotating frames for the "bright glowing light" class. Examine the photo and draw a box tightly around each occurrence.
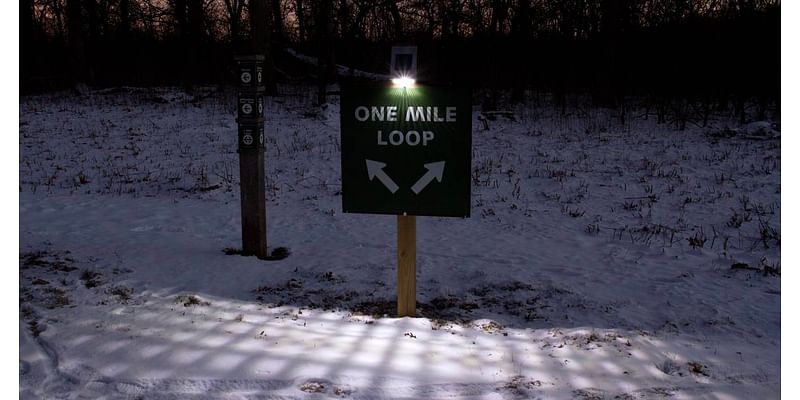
[391,76,416,88]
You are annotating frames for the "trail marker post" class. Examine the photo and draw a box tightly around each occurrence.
[235,55,268,259]
[340,47,471,317]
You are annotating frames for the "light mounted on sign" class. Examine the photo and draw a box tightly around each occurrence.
[390,46,418,88]
[391,76,416,88]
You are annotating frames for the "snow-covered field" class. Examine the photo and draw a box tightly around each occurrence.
[19,87,780,399]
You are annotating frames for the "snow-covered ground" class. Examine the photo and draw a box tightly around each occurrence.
[19,87,780,399]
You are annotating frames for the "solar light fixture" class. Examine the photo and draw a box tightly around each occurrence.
[391,76,416,88]
[390,46,418,88]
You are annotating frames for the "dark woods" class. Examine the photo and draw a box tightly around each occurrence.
[21,0,779,118]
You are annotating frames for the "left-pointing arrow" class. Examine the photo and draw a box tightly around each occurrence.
[366,159,400,193]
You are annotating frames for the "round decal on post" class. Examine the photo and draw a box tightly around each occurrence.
[242,103,253,115]
[241,72,252,84]
[242,134,254,146]
[259,133,264,145]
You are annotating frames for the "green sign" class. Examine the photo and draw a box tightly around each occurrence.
[340,85,472,217]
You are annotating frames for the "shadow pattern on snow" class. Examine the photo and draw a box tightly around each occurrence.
[253,276,627,332]
[19,248,777,400]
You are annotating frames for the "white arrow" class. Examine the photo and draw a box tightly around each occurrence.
[366,159,399,193]
[411,161,445,194]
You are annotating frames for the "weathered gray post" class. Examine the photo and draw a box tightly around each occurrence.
[235,55,268,259]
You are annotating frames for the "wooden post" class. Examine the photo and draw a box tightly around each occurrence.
[239,146,267,259]
[235,55,267,259]
[397,215,416,317]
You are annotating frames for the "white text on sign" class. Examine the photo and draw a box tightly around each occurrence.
[354,106,457,146]
[377,130,434,146]
[354,106,457,122]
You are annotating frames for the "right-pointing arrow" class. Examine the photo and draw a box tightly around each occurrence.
[366,159,400,193]
[411,161,445,194]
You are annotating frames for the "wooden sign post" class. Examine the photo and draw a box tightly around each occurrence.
[397,215,416,316]
[235,55,268,259]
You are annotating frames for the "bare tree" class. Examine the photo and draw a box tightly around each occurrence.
[489,0,508,36]
[222,0,246,44]
[337,0,351,40]
[510,0,531,103]
[387,0,403,40]
[118,0,131,39]
[295,0,307,42]
[174,0,188,38]
[187,0,205,42]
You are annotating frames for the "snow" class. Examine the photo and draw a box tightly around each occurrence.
[20,87,780,399]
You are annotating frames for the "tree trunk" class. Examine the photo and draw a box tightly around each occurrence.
[595,0,621,107]
[187,0,205,42]
[186,0,205,85]
[314,0,333,105]
[84,0,99,51]
[338,0,350,40]
[66,0,89,86]
[271,0,284,42]
[223,0,244,45]
[250,0,277,93]
[118,0,130,39]
[84,0,101,83]
[174,0,187,38]
[21,0,37,88]
[736,96,746,124]
[441,0,460,41]
[338,0,352,76]
[467,0,484,37]
[511,0,530,103]
[354,4,370,40]
[388,0,403,40]
[296,0,306,43]
[490,0,506,36]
